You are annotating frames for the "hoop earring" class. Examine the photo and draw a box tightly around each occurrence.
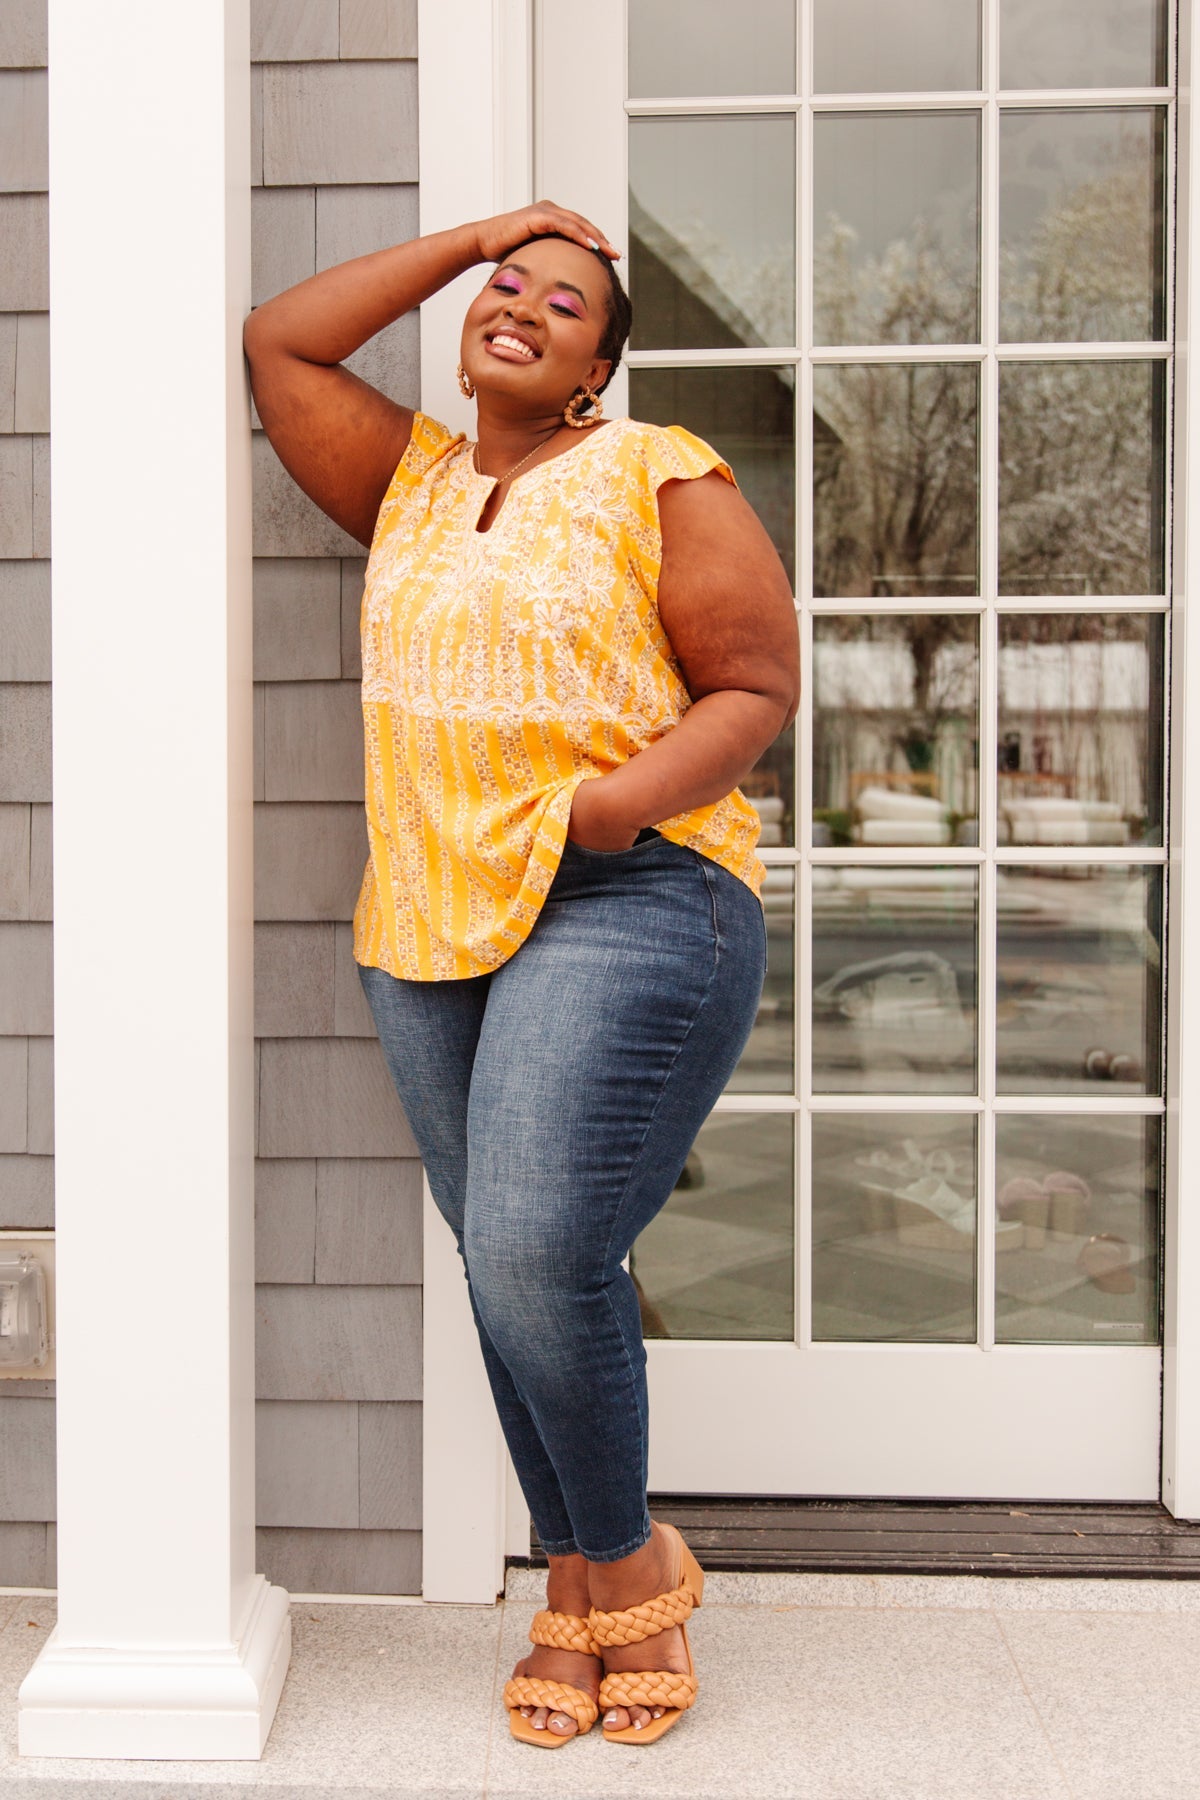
[456,362,475,399]
[564,386,603,428]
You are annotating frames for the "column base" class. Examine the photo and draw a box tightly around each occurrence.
[16,1576,291,1760]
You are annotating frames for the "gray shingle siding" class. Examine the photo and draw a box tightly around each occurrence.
[0,3,426,1596]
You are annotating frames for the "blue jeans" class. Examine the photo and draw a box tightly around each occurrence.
[359,831,765,1562]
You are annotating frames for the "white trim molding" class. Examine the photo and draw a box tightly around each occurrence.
[18,0,291,1756]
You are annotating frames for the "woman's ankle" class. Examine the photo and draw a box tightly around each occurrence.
[545,1550,591,1618]
[586,1523,672,1609]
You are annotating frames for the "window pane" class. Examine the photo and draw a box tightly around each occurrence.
[812,866,978,1094]
[1000,0,1168,89]
[632,365,796,583]
[629,115,795,351]
[814,363,979,597]
[996,1115,1160,1345]
[631,1112,794,1340]
[728,867,794,1094]
[1001,110,1166,342]
[998,614,1164,848]
[996,866,1162,1096]
[628,0,796,97]
[814,0,980,93]
[998,362,1165,596]
[742,722,796,849]
[813,615,979,848]
[814,112,980,345]
[812,1113,977,1342]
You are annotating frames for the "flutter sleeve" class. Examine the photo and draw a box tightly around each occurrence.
[621,422,739,598]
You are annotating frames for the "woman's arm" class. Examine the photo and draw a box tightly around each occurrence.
[243,203,619,547]
[568,470,799,849]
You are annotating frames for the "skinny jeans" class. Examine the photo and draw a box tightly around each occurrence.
[359,830,765,1562]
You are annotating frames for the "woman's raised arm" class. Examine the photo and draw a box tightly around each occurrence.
[243,204,620,548]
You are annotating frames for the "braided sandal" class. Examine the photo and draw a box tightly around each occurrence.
[501,1609,600,1749]
[590,1522,704,1745]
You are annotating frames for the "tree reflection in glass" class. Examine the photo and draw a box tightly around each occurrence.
[813,615,978,848]
[813,363,979,598]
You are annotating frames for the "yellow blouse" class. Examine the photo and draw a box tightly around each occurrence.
[352,411,765,981]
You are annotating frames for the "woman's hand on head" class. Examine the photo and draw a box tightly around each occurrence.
[472,202,620,266]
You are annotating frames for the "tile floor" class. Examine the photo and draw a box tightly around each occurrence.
[2,1569,1199,1799]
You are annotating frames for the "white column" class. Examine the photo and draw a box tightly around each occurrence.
[17,0,291,1757]
[1165,0,1200,1522]
[416,0,532,1603]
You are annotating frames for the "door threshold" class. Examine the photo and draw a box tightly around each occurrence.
[516,1496,1200,1578]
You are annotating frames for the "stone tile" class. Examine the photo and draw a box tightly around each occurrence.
[357,1400,421,1530]
[25,1036,50,1155]
[26,803,48,917]
[0,195,47,309]
[12,314,47,434]
[339,0,417,59]
[263,61,418,187]
[0,0,46,67]
[875,1573,1200,1614]
[255,920,336,1036]
[998,1608,1200,1800]
[259,1037,416,1157]
[0,1395,53,1519]
[256,1398,358,1527]
[315,1157,422,1284]
[0,436,32,557]
[487,1600,1069,1800]
[252,0,339,62]
[263,680,364,802]
[0,685,49,800]
[253,556,342,680]
[0,1523,50,1589]
[0,1037,26,1151]
[0,71,47,193]
[255,1283,421,1399]
[253,801,367,921]
[0,806,30,917]
[29,433,46,556]
[340,557,366,678]
[0,1152,51,1226]
[0,312,14,429]
[0,922,51,1032]
[253,430,364,556]
[333,921,375,1034]
[0,562,50,681]
[255,1156,317,1283]
[251,183,316,309]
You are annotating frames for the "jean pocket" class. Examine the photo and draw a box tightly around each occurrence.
[565,828,662,858]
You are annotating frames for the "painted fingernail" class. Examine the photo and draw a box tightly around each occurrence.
[586,237,599,250]
[604,1710,618,1725]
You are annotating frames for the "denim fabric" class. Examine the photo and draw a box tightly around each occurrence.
[359,831,766,1562]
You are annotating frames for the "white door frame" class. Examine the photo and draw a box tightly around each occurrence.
[417,0,1200,1601]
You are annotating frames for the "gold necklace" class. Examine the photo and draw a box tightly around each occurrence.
[473,429,561,485]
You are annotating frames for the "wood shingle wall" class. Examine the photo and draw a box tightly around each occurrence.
[0,0,427,1596]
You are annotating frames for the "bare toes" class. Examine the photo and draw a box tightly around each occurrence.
[548,1711,578,1736]
[629,1705,651,1730]
[531,1705,550,1730]
[604,1705,632,1731]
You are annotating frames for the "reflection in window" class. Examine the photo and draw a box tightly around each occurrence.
[814,112,980,346]
[995,1115,1160,1345]
[999,0,1168,90]
[741,722,796,850]
[814,0,980,94]
[998,614,1164,847]
[629,115,795,352]
[813,615,978,848]
[1000,110,1167,343]
[812,1113,977,1342]
[998,361,1165,595]
[996,866,1162,1096]
[631,1112,794,1340]
[813,363,979,597]
[812,866,978,1094]
[728,867,794,1094]
[632,365,796,584]
[628,0,796,98]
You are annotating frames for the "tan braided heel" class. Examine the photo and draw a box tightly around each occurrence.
[590,1522,704,1745]
[503,1609,600,1748]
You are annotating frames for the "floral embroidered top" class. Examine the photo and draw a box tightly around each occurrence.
[351,411,765,981]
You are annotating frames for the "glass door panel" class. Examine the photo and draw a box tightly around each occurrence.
[813,0,981,93]
[998,0,1168,89]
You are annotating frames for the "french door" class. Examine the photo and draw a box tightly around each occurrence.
[537,0,1172,1496]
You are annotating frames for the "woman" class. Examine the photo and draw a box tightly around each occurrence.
[245,200,799,1749]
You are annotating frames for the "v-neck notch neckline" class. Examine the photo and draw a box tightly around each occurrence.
[466,418,621,534]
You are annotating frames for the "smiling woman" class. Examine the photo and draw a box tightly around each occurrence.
[243,201,798,1752]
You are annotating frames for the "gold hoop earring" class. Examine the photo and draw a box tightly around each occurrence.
[457,362,475,399]
[564,386,603,428]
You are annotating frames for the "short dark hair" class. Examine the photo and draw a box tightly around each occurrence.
[502,234,633,400]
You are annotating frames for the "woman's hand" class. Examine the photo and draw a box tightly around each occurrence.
[567,776,642,851]
[472,201,620,266]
